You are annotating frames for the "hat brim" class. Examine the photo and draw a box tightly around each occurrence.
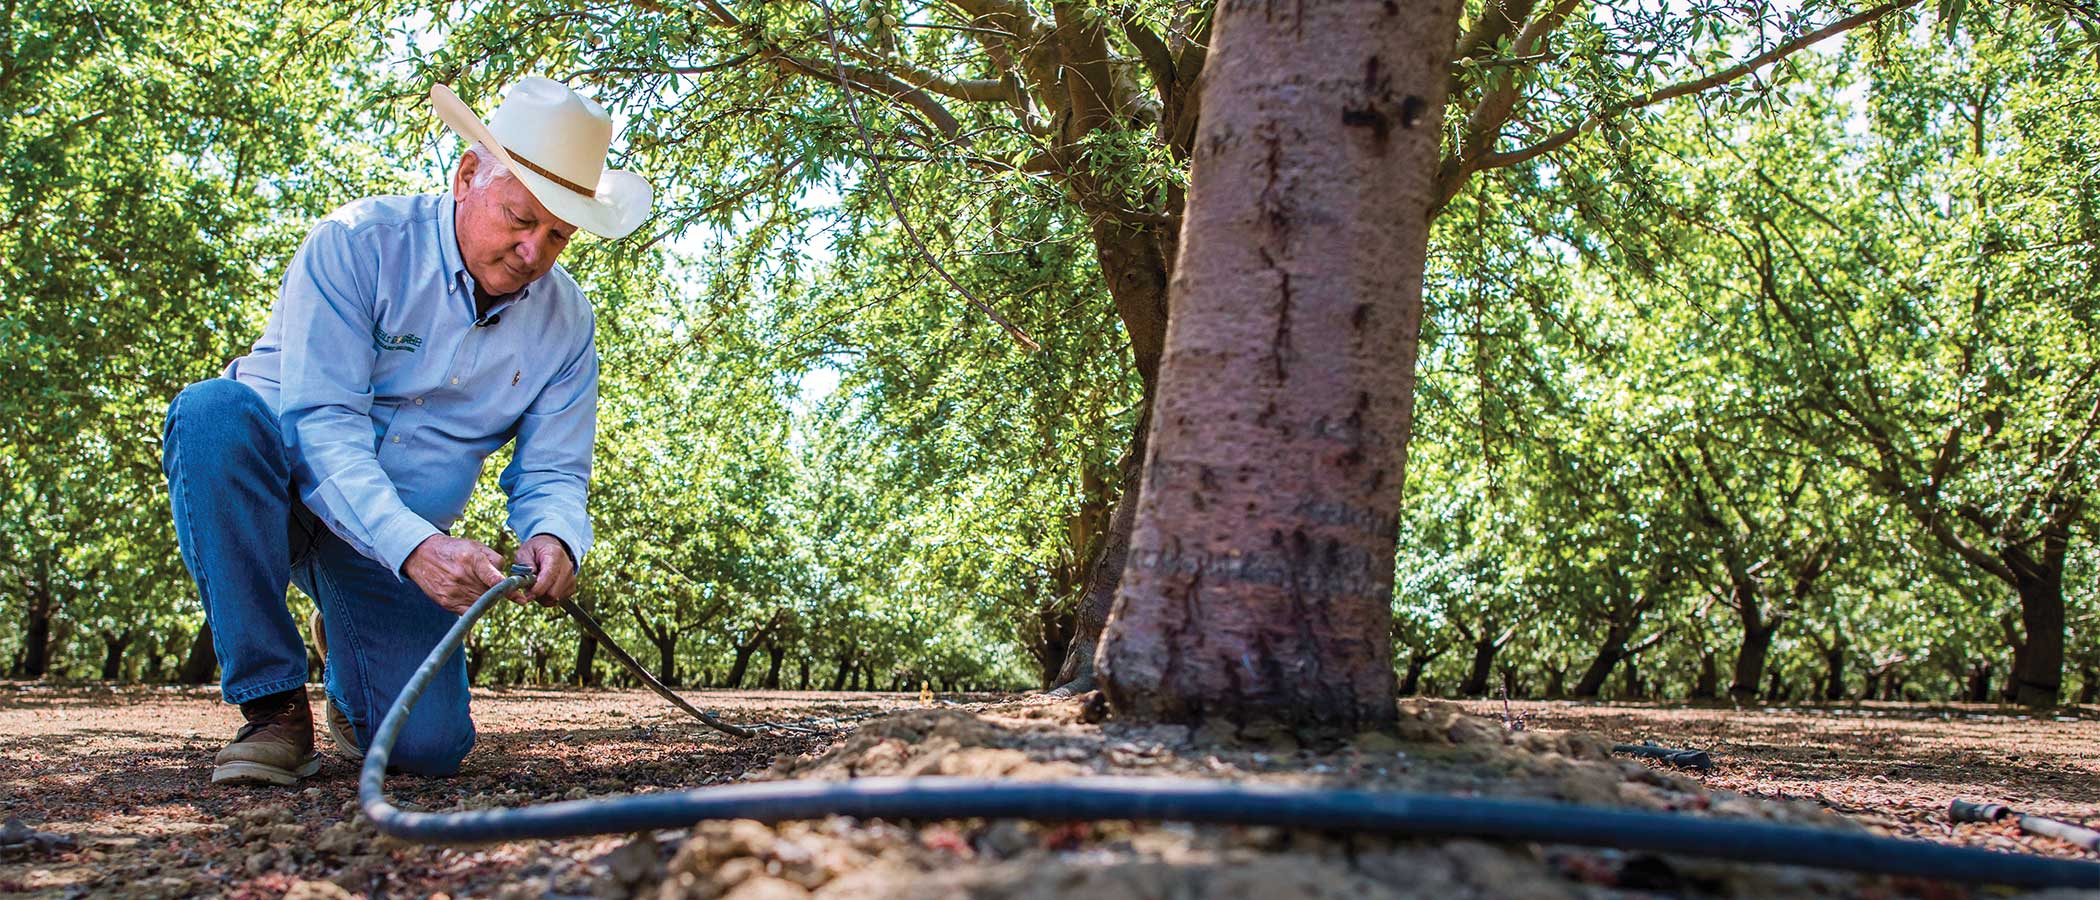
[431,83,653,240]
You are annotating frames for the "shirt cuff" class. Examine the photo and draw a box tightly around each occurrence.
[519,517,589,570]
[372,509,443,580]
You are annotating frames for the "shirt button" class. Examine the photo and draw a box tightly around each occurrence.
[391,436,401,443]
[451,377,460,385]
[415,397,425,405]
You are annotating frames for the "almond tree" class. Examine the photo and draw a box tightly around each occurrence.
[400,0,1925,696]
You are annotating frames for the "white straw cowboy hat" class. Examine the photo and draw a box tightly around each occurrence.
[432,77,653,240]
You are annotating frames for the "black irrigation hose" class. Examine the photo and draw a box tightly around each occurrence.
[1613,742,1716,770]
[360,574,2100,890]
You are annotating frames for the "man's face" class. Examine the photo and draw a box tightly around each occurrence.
[452,153,578,297]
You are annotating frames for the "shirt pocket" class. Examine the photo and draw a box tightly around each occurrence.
[477,344,542,418]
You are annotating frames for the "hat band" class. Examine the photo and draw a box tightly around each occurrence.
[508,149,595,199]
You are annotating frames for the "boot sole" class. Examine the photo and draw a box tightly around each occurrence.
[211,757,322,786]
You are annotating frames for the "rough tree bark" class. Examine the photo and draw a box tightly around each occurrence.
[1095,0,1461,731]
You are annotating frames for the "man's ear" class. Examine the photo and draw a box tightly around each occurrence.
[453,152,479,197]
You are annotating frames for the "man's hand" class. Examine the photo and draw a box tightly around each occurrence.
[514,534,577,606]
[403,535,508,614]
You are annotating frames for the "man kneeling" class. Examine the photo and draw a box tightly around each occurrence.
[161,77,651,784]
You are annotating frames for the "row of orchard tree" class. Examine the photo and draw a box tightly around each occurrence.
[3,0,2095,707]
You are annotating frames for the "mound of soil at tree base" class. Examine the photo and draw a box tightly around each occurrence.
[582,697,1954,900]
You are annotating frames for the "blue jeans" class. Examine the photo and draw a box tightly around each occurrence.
[162,378,475,775]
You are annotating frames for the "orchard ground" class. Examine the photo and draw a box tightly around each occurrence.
[2,684,2097,899]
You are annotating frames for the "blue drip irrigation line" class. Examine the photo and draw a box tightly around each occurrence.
[359,572,2100,889]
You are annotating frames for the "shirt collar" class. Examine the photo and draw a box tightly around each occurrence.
[436,192,531,323]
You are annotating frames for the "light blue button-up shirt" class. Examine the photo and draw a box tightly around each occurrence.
[226,192,596,577]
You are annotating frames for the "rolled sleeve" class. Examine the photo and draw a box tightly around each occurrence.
[278,221,439,576]
[502,316,597,568]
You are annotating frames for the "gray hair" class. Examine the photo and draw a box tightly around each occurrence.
[465,142,515,189]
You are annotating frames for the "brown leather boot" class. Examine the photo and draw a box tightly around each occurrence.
[308,611,364,761]
[212,689,320,786]
[322,694,365,761]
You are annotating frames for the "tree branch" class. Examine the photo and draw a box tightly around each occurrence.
[683,0,968,137]
[1452,0,1925,192]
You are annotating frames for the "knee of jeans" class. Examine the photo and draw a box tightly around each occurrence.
[387,725,475,777]
[167,379,268,434]
[172,378,266,417]
[164,380,274,470]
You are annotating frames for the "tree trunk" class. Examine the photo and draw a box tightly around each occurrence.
[1498,664,1523,699]
[1765,668,1786,702]
[1572,630,1630,699]
[826,656,852,692]
[573,632,598,687]
[1460,635,1501,697]
[1096,0,1460,731]
[1544,666,1567,700]
[2080,665,2098,705]
[1966,660,1993,702]
[1398,647,1434,696]
[2009,566,2066,707]
[1692,650,1719,700]
[1619,656,1644,700]
[762,645,785,690]
[725,643,759,689]
[1820,638,1847,702]
[466,641,488,685]
[177,620,217,685]
[12,588,53,679]
[653,634,679,687]
[1051,398,1151,694]
[796,656,811,691]
[1731,621,1779,702]
[99,630,132,681]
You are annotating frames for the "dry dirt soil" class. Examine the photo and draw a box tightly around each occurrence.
[2,683,2097,899]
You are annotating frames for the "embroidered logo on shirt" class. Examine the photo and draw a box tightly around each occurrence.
[372,324,424,353]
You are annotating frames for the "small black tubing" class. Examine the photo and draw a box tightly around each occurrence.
[1951,799,2012,823]
[1613,742,1715,771]
[359,577,2100,889]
